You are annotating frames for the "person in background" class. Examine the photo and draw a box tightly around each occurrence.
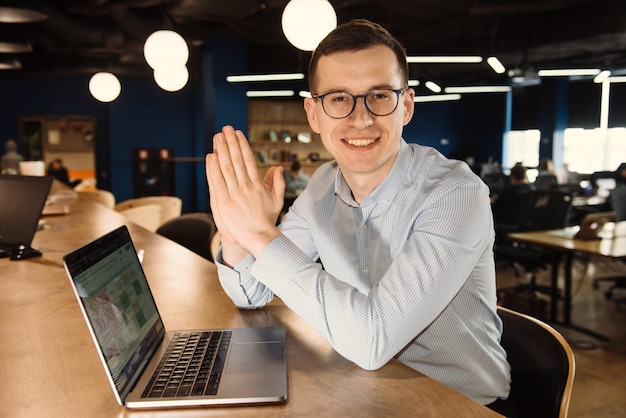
[534,157,557,190]
[610,162,626,221]
[491,163,533,236]
[205,19,510,413]
[504,163,531,194]
[47,158,80,187]
[283,160,309,195]
[537,158,554,175]
[1,139,24,174]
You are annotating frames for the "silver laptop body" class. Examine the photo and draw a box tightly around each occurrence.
[549,211,625,240]
[63,225,287,409]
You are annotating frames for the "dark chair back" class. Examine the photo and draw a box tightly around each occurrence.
[156,212,217,261]
[498,306,575,418]
[611,186,626,222]
[526,190,575,231]
[492,189,534,244]
[534,174,558,191]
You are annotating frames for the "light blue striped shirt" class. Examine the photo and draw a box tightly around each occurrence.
[216,139,511,404]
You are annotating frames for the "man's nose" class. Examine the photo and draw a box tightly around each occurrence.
[348,97,374,127]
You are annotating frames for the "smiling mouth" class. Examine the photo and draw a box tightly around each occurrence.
[344,138,376,147]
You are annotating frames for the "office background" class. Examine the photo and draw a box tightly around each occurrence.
[2,33,626,213]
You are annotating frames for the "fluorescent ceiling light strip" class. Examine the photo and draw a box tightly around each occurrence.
[425,81,442,93]
[414,94,461,103]
[408,79,420,86]
[246,90,295,97]
[406,56,483,63]
[486,57,505,74]
[608,76,626,83]
[227,73,304,82]
[537,69,600,77]
[444,86,511,93]
[593,70,611,83]
[299,91,312,98]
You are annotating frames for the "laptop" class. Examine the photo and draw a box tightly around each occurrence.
[0,174,53,259]
[549,211,618,240]
[63,225,287,409]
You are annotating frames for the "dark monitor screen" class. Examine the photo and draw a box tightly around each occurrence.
[0,174,53,248]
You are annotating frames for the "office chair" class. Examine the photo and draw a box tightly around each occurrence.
[495,190,575,312]
[592,186,626,307]
[118,204,162,232]
[497,306,575,418]
[77,189,116,208]
[115,196,182,227]
[156,212,217,262]
[534,174,559,191]
[494,190,574,282]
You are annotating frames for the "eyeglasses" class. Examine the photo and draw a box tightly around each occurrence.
[312,88,408,119]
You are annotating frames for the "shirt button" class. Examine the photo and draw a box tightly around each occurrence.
[363,267,369,274]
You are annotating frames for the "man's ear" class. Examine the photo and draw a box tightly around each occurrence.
[402,88,415,126]
[304,98,321,134]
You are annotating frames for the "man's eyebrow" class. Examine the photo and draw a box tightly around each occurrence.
[316,85,396,94]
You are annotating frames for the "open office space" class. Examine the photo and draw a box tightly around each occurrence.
[1,1,626,417]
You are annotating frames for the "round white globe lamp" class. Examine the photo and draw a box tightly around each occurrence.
[153,65,189,92]
[281,0,336,51]
[89,72,121,102]
[143,30,189,70]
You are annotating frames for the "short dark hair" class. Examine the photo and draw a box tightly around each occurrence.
[308,19,408,93]
[510,164,527,181]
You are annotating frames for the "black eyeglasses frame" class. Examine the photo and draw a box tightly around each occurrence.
[311,87,408,119]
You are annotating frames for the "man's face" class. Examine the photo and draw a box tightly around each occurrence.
[304,45,414,182]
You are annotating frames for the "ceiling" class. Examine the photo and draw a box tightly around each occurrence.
[2,0,626,92]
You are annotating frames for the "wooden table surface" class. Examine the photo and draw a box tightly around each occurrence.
[508,229,626,341]
[508,230,626,258]
[0,194,499,417]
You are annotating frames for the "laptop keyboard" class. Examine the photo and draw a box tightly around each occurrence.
[142,330,232,398]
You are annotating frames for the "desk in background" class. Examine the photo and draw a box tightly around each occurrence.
[508,230,626,342]
[0,196,498,417]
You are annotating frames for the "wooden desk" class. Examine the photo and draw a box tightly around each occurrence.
[508,230,626,342]
[0,196,499,417]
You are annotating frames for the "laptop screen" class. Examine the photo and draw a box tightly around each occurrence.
[0,174,53,248]
[64,226,165,401]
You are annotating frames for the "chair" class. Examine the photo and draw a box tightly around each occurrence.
[118,204,162,232]
[115,196,182,227]
[495,190,576,314]
[77,189,116,208]
[497,306,575,418]
[156,213,217,261]
[592,186,626,306]
[534,174,559,191]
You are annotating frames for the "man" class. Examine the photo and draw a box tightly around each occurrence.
[206,19,510,411]
[1,139,24,174]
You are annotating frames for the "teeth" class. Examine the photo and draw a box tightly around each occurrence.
[346,138,375,147]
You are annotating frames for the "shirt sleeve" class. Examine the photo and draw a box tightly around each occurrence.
[246,179,494,371]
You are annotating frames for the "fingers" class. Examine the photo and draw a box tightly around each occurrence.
[213,126,259,190]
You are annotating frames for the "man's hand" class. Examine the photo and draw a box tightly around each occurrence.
[206,126,285,263]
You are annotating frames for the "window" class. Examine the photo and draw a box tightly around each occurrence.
[563,127,626,173]
[502,129,540,171]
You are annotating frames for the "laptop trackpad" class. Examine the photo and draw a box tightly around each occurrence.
[226,342,285,375]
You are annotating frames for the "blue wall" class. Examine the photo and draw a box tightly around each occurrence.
[0,40,508,212]
[406,93,506,167]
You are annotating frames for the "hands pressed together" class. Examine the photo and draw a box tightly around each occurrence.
[205,126,285,265]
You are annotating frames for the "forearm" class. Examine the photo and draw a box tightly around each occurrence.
[215,250,275,308]
[250,234,479,370]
